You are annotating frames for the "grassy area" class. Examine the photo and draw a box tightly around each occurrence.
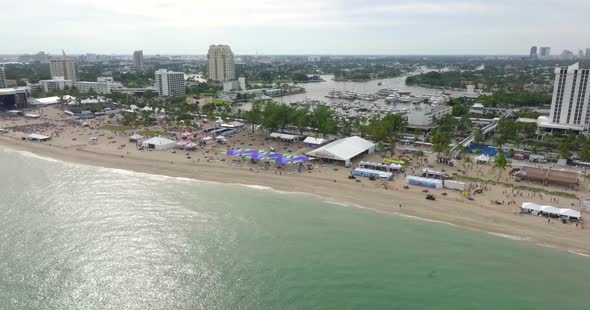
[454,175,578,199]
[138,130,168,137]
[213,99,231,106]
[99,125,135,132]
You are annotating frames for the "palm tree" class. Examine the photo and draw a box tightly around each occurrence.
[493,153,508,181]
[463,157,472,175]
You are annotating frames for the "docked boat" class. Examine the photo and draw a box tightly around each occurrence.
[376,88,395,97]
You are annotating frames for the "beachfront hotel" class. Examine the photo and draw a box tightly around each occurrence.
[542,63,590,133]
[207,45,235,82]
[49,51,79,81]
[155,69,186,97]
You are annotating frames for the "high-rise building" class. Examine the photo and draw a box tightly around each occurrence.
[579,50,585,59]
[548,63,590,130]
[561,49,575,60]
[155,69,185,97]
[539,47,551,58]
[586,48,590,59]
[133,50,144,70]
[529,46,538,59]
[207,45,235,82]
[0,67,6,88]
[49,51,79,81]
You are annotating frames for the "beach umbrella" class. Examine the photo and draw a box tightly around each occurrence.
[226,149,242,156]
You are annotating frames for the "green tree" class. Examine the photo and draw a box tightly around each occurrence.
[493,153,508,181]
[311,105,337,138]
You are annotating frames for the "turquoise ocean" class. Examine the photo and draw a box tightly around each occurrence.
[0,148,589,309]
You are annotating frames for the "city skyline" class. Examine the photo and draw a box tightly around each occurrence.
[3,0,590,55]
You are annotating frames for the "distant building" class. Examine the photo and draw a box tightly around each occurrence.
[539,47,551,58]
[586,48,590,59]
[308,56,321,62]
[545,63,590,133]
[133,50,144,70]
[222,77,247,92]
[0,67,6,88]
[40,78,112,94]
[470,103,485,115]
[560,49,575,60]
[207,45,235,82]
[50,51,79,81]
[530,46,538,59]
[579,50,585,59]
[155,69,185,97]
[40,79,72,92]
[407,105,453,128]
[73,81,112,94]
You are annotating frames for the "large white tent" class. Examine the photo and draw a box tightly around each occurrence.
[306,136,375,166]
[540,205,561,216]
[141,137,176,150]
[559,209,581,219]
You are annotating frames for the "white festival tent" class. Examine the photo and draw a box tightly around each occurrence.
[303,137,328,146]
[306,136,376,166]
[540,206,561,216]
[476,154,491,164]
[141,137,176,150]
[129,133,144,142]
[559,208,581,219]
[521,202,542,213]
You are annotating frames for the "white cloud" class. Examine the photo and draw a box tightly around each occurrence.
[365,2,499,15]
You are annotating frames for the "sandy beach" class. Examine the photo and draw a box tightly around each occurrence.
[2,105,590,256]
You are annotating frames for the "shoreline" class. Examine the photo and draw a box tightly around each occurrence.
[2,136,589,257]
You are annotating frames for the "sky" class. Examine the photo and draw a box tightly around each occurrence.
[3,0,590,55]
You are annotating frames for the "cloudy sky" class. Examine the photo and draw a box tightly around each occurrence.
[3,0,590,55]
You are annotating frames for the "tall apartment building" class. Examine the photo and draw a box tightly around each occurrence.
[548,63,590,130]
[49,51,79,81]
[0,67,6,88]
[207,45,235,81]
[155,69,185,96]
[539,47,551,58]
[529,46,538,59]
[586,48,590,59]
[133,50,144,70]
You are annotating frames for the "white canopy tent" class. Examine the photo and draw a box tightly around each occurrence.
[141,137,176,150]
[270,132,299,141]
[129,133,144,142]
[27,133,51,141]
[540,205,561,216]
[306,136,376,166]
[303,137,328,146]
[559,209,581,219]
[521,202,542,213]
[476,154,491,164]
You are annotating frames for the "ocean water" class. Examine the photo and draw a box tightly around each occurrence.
[0,148,589,310]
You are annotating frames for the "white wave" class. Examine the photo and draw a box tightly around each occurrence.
[1,147,61,162]
[488,232,530,241]
[323,201,349,207]
[239,184,274,191]
[568,250,590,258]
[536,243,558,249]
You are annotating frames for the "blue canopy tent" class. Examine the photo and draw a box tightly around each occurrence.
[292,156,310,164]
[226,149,242,156]
[252,152,268,161]
[276,156,293,165]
